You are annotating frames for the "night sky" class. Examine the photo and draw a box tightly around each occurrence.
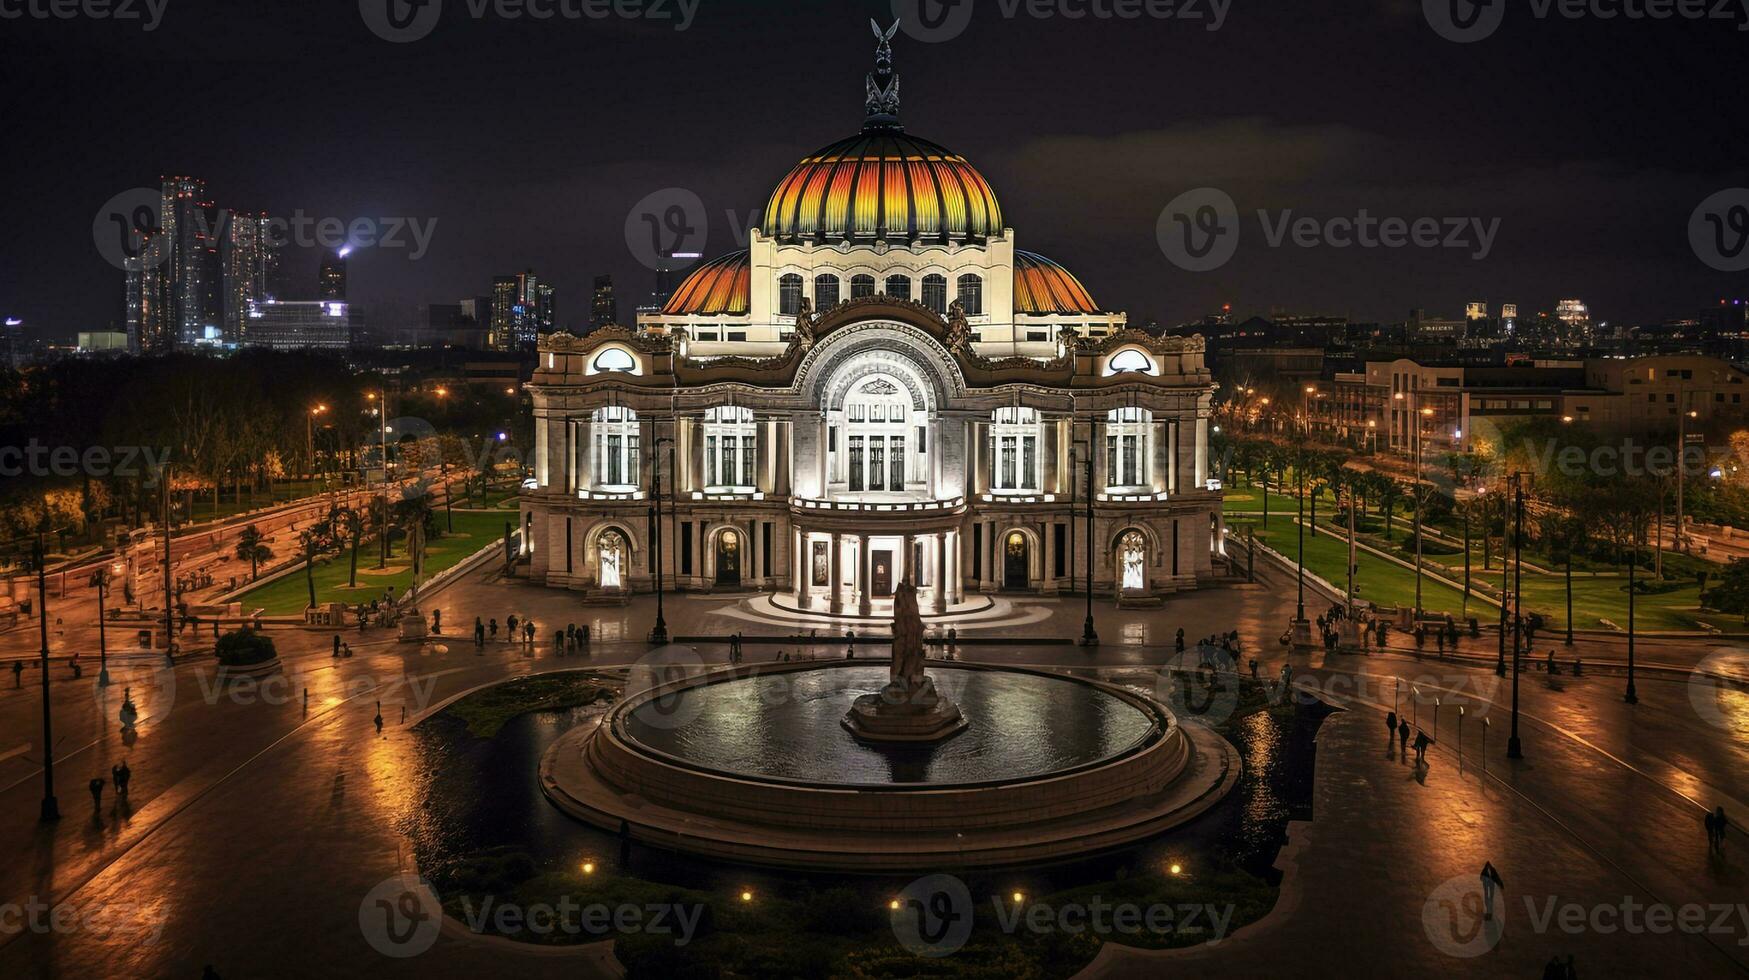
[2,0,1746,341]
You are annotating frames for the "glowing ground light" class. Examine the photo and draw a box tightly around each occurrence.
[740,891,753,902]
[889,899,901,910]
[1012,892,1025,904]
[1169,863,1183,875]
[581,862,595,874]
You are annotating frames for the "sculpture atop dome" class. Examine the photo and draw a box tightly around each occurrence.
[865,19,902,130]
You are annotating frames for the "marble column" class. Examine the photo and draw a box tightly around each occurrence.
[829,533,843,614]
[934,532,948,613]
[858,532,872,616]
[794,526,808,607]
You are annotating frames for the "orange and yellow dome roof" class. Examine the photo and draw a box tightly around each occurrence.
[1013,251,1099,315]
[762,131,1003,245]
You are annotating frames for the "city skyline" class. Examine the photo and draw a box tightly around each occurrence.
[4,1,1748,342]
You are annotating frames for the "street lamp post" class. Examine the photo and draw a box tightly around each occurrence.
[1507,473,1525,759]
[161,466,174,665]
[1082,435,1097,647]
[35,534,59,822]
[648,436,672,645]
[1676,400,1693,555]
[1413,404,1433,621]
[1626,514,1640,705]
[96,567,110,687]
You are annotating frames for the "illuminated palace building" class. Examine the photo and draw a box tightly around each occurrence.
[522,27,1223,615]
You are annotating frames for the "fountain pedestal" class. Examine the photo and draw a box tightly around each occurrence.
[842,673,967,742]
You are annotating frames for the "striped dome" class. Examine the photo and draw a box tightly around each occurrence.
[1014,251,1099,314]
[762,132,1004,244]
[661,250,750,316]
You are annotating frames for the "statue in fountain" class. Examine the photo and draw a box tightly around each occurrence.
[842,580,967,742]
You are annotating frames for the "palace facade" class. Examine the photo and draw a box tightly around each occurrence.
[521,26,1224,616]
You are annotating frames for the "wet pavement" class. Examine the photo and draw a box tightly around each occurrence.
[0,556,1742,976]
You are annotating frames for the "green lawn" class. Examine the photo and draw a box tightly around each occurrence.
[1235,516,1709,631]
[236,510,510,615]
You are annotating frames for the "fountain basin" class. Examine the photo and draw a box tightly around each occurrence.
[541,660,1239,869]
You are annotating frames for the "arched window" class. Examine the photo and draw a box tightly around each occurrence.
[850,275,876,299]
[703,406,756,489]
[814,274,840,310]
[921,274,948,313]
[590,348,638,374]
[990,407,1040,492]
[778,274,804,316]
[592,406,639,489]
[599,530,626,589]
[1105,348,1156,375]
[840,376,913,494]
[957,274,983,316]
[884,275,912,301]
[1105,407,1152,489]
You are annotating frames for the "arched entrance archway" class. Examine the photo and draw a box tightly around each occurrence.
[599,530,626,590]
[1003,531,1029,590]
[715,529,742,588]
[1120,530,1148,592]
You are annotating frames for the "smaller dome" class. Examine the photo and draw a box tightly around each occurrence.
[662,251,750,316]
[1014,251,1100,315]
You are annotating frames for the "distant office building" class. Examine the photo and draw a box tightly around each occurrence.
[1556,298,1589,328]
[224,212,281,343]
[487,271,552,349]
[319,248,349,301]
[592,275,618,328]
[77,331,130,353]
[1465,302,1487,321]
[1501,303,1518,335]
[161,176,224,346]
[124,228,174,354]
[1408,309,1465,340]
[243,299,355,350]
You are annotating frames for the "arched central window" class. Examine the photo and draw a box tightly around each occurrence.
[590,347,638,374]
[840,376,912,494]
[1121,530,1147,590]
[990,407,1041,492]
[884,275,911,301]
[593,407,640,490]
[957,274,983,316]
[850,275,876,300]
[1105,348,1156,375]
[814,274,840,310]
[703,406,756,490]
[1105,407,1152,490]
[778,274,804,316]
[922,274,948,314]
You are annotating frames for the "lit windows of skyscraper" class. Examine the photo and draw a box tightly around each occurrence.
[224,212,280,343]
[592,275,617,328]
[160,176,223,346]
[319,247,349,301]
[487,270,555,349]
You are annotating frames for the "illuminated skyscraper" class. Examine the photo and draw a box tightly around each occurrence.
[160,176,224,345]
[592,275,617,328]
[319,247,349,301]
[487,270,554,349]
[224,212,281,342]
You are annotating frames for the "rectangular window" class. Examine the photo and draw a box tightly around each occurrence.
[890,436,905,489]
[1105,435,1117,487]
[1022,436,1036,489]
[742,436,756,487]
[1027,331,1047,342]
[973,524,983,580]
[870,404,885,423]
[705,434,717,486]
[607,434,623,485]
[721,438,735,487]
[727,331,746,342]
[870,440,886,491]
[849,437,865,492]
[829,426,838,452]
[999,436,1016,489]
[680,521,693,574]
[916,425,927,454]
[628,434,640,486]
[1122,436,1138,486]
[761,522,772,578]
[1054,523,1067,577]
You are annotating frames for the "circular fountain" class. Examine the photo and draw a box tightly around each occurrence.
[541,586,1238,870]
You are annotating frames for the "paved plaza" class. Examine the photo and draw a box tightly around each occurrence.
[0,553,1743,977]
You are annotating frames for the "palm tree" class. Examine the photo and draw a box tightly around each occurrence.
[1371,473,1402,540]
[297,516,337,610]
[334,506,365,588]
[233,524,273,581]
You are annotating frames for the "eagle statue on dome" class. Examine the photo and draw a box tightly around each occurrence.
[865,19,902,122]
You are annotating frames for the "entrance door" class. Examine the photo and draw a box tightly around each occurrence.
[715,530,742,588]
[1003,532,1029,590]
[871,550,893,597]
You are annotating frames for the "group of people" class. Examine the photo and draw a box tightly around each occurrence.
[355,588,406,630]
[553,623,592,655]
[472,614,542,650]
[86,760,132,811]
[1177,628,1243,668]
[1384,710,1434,766]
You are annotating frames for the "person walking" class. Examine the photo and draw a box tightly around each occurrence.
[112,761,130,798]
[1386,711,1398,737]
[432,608,442,634]
[525,620,536,647]
[846,629,856,659]
[11,660,21,688]
[1413,728,1432,765]
[89,776,106,812]
[1479,862,1504,921]
[488,618,499,643]
[947,627,958,661]
[374,701,384,734]
[1397,719,1411,753]
[1709,806,1731,852]
[474,617,485,649]
[333,635,341,659]
[1175,628,1185,658]
[507,614,519,641]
